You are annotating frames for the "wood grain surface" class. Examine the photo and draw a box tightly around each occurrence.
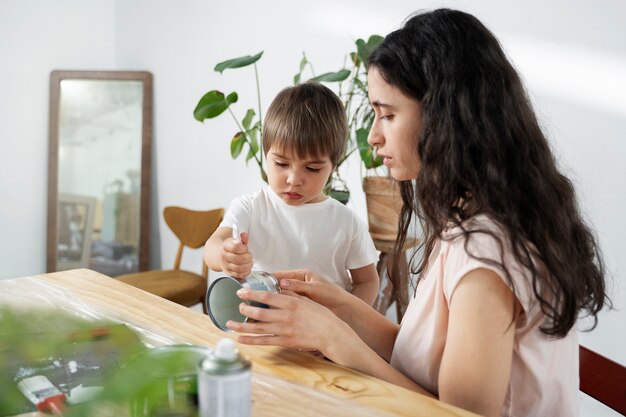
[2,269,477,417]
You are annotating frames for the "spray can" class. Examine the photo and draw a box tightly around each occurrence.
[197,338,251,417]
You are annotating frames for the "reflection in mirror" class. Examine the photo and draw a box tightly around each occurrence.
[48,71,152,276]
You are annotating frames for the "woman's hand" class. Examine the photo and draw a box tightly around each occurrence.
[225,286,353,355]
[272,269,353,319]
[227,281,428,395]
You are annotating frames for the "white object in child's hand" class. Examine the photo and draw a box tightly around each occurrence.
[232,224,241,243]
[17,375,66,414]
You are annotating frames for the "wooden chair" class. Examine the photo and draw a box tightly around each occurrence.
[117,206,224,312]
[580,345,626,415]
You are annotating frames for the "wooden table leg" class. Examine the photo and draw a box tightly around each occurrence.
[373,250,408,323]
[372,238,418,323]
[373,252,394,315]
[395,251,408,322]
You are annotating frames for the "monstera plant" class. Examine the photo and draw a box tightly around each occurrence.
[193,35,385,204]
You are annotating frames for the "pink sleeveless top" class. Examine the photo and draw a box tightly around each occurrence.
[390,215,579,416]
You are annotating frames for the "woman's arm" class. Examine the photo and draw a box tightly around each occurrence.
[438,268,521,417]
[229,286,432,396]
[311,306,433,396]
[274,270,399,360]
[349,263,380,306]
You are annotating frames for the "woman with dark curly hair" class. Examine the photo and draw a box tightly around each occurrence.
[226,9,609,416]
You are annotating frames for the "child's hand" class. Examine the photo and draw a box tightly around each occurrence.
[220,232,252,278]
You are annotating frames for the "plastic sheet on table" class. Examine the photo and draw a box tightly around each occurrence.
[0,276,177,347]
[1,277,394,417]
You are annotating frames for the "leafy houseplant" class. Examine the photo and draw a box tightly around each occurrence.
[194,51,267,182]
[0,307,198,417]
[300,35,404,242]
[193,35,385,204]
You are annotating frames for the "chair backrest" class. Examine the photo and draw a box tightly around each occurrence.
[579,345,626,415]
[163,206,224,276]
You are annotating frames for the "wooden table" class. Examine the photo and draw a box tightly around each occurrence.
[1,269,476,417]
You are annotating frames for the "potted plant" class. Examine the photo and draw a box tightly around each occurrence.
[0,307,199,416]
[193,51,359,203]
[193,36,402,238]
[295,35,404,241]
[193,51,267,182]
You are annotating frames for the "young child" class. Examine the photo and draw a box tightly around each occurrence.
[203,82,380,305]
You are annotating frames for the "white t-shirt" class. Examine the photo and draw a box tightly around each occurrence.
[391,215,579,417]
[220,186,378,289]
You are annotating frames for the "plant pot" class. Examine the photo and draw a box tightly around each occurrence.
[363,176,403,241]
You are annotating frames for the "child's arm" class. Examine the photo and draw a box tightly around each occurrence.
[203,226,231,271]
[203,226,253,278]
[349,264,380,306]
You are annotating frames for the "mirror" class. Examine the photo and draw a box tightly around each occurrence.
[47,70,152,276]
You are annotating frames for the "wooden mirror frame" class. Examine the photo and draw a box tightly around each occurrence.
[47,70,152,273]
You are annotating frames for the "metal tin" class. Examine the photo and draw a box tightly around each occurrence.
[131,344,212,417]
[205,271,281,332]
[198,339,251,417]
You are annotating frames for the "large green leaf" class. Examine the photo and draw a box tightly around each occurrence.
[350,52,359,67]
[214,51,264,74]
[230,132,246,159]
[298,53,308,72]
[242,109,255,130]
[193,90,238,121]
[328,189,350,205]
[356,127,383,169]
[226,92,238,103]
[309,69,351,83]
[356,35,384,68]
[246,126,259,162]
[293,53,308,85]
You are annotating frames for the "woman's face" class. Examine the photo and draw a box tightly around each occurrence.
[367,67,422,181]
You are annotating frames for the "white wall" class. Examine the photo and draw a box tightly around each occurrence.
[0,0,117,277]
[0,1,624,415]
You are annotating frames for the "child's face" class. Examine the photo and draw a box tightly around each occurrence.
[266,146,333,206]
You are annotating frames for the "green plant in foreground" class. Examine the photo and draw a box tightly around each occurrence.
[0,308,195,417]
[193,35,385,203]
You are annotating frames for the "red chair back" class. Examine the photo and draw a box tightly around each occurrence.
[579,345,626,415]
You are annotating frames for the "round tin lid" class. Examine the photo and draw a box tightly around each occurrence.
[206,276,247,331]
